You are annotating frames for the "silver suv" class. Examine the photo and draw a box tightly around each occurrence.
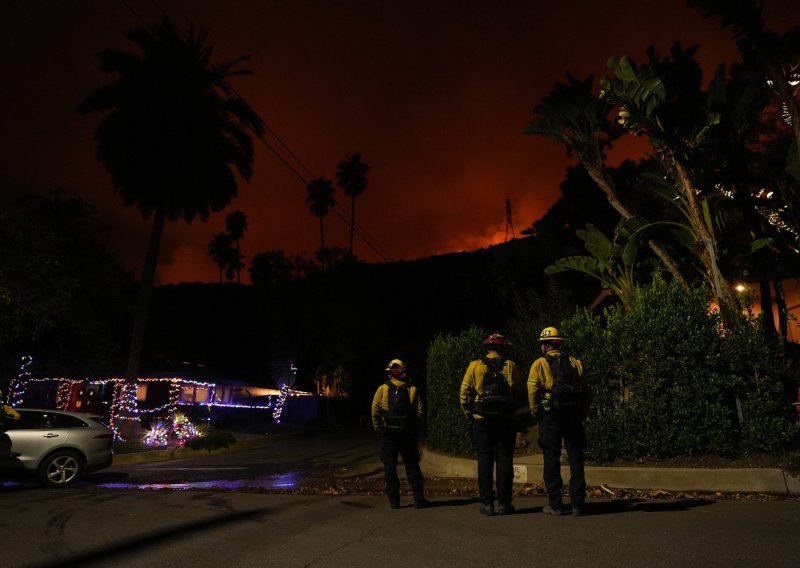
[1,408,114,487]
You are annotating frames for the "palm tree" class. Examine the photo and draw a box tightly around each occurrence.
[224,250,245,284]
[225,210,247,282]
[208,232,234,283]
[79,18,263,434]
[335,153,369,255]
[305,177,335,268]
[525,75,688,288]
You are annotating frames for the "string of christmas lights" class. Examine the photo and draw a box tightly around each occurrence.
[7,355,33,407]
[55,380,72,410]
[109,382,141,439]
[143,421,170,446]
[273,385,290,424]
[9,378,294,445]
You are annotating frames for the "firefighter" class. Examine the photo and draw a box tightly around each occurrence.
[460,333,521,516]
[1,389,21,425]
[528,326,587,516]
[371,359,428,509]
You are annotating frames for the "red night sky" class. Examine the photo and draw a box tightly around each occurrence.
[2,1,798,284]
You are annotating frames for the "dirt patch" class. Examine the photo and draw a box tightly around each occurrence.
[241,476,796,502]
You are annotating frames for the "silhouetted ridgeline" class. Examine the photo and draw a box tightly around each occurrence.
[145,236,555,401]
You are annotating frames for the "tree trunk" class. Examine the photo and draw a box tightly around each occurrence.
[236,239,241,283]
[759,279,777,338]
[774,278,789,342]
[583,162,688,288]
[667,155,739,321]
[118,206,166,440]
[319,216,326,270]
[349,196,356,256]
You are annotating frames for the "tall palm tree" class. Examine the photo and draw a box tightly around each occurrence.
[208,232,234,283]
[224,250,245,284]
[335,153,369,256]
[225,210,247,282]
[79,18,263,434]
[306,177,335,268]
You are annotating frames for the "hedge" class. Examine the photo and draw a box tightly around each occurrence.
[425,277,799,461]
[425,326,486,457]
[563,276,799,461]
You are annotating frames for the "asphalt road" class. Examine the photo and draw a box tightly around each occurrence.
[1,427,799,567]
[94,427,384,491]
[2,487,799,567]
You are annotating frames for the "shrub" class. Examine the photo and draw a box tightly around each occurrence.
[425,326,486,457]
[563,275,799,461]
[722,309,799,454]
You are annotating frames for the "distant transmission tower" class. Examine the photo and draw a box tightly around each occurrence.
[504,195,516,241]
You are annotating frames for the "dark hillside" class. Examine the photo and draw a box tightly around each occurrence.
[144,235,553,404]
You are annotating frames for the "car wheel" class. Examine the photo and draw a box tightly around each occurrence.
[38,451,83,487]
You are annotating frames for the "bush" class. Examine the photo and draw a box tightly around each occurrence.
[722,309,799,454]
[425,326,486,457]
[563,275,799,461]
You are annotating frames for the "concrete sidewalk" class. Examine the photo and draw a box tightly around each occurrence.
[420,447,800,496]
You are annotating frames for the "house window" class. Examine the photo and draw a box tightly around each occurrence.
[180,385,195,403]
[136,384,147,401]
[194,386,210,403]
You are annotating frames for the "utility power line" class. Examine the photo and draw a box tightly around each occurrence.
[118,0,393,262]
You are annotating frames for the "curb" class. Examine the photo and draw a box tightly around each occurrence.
[420,447,800,496]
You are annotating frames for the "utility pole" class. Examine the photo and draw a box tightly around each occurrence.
[504,195,516,241]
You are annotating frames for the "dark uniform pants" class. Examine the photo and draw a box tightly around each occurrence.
[380,431,425,503]
[538,409,586,508]
[472,418,516,507]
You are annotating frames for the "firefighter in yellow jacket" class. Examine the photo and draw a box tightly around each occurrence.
[1,405,20,423]
[371,359,428,509]
[528,326,587,516]
[1,390,21,425]
[460,333,521,516]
